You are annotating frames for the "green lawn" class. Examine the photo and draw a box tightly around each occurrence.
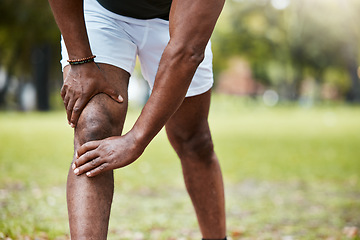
[0,94,359,240]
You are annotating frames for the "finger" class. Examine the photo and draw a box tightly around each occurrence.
[74,156,103,176]
[116,94,123,103]
[60,84,67,100]
[66,97,76,125]
[105,89,123,103]
[115,93,124,103]
[62,93,72,124]
[86,162,110,177]
[63,95,70,109]
[75,148,99,167]
[70,96,89,126]
[77,140,101,158]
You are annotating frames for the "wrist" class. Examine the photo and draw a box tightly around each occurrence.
[67,55,96,65]
[69,61,98,72]
[127,126,151,153]
[66,47,93,61]
[120,130,147,161]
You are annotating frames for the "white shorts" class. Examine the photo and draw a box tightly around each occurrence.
[60,0,214,97]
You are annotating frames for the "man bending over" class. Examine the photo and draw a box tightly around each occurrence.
[48,0,226,239]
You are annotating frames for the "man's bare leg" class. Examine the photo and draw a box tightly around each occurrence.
[64,64,129,240]
[165,90,226,239]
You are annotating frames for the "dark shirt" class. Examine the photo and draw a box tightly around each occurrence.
[96,0,172,20]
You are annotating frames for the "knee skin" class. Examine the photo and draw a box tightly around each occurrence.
[167,124,215,164]
[74,93,127,147]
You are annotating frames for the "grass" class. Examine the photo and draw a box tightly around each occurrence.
[0,94,360,240]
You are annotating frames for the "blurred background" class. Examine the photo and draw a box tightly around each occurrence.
[1,0,360,239]
[0,0,360,109]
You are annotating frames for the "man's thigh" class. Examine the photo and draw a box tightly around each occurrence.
[63,63,130,147]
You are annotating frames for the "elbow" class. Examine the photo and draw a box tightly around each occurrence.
[185,46,205,66]
[168,42,205,67]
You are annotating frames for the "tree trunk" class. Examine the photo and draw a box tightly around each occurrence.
[345,61,360,103]
[32,45,51,111]
[0,50,19,109]
[0,70,11,108]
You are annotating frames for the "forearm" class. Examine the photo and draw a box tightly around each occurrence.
[48,0,92,59]
[130,42,203,147]
[130,0,225,149]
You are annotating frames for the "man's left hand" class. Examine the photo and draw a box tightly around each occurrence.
[73,133,144,177]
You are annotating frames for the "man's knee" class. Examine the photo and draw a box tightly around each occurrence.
[167,124,215,162]
[75,93,126,146]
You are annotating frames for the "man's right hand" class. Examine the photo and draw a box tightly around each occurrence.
[61,62,124,127]
[48,0,124,127]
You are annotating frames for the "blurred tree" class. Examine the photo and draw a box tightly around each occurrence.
[0,0,60,110]
[1,0,359,107]
[212,0,360,102]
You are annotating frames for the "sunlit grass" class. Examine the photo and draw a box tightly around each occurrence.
[0,94,360,239]
[210,95,360,182]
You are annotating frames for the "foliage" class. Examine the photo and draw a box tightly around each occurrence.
[0,0,359,110]
[1,95,360,239]
[212,0,360,100]
[0,0,60,77]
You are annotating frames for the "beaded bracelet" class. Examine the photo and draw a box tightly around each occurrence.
[67,55,96,65]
